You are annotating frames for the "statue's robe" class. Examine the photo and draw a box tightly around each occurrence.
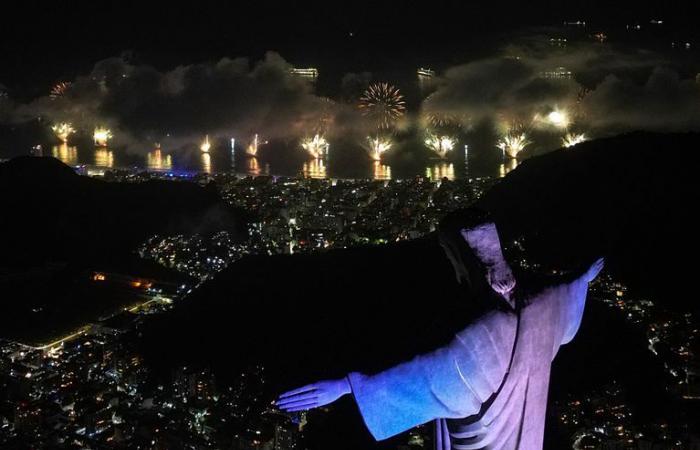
[346,272,591,450]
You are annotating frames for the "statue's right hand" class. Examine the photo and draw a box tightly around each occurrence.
[276,377,352,412]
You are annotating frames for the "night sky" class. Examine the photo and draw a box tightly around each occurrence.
[2,0,697,98]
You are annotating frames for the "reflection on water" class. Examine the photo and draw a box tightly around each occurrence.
[94,148,114,168]
[51,144,78,166]
[499,158,518,177]
[373,161,392,180]
[41,142,501,179]
[146,149,173,171]
[244,157,270,176]
[302,159,327,179]
[201,153,212,174]
[425,163,455,181]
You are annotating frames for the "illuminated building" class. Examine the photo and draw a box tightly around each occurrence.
[539,67,573,79]
[290,67,319,82]
[417,67,436,93]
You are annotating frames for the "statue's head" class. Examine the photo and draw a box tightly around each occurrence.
[438,208,516,307]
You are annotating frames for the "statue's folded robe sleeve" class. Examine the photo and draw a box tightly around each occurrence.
[549,272,590,359]
[347,310,517,441]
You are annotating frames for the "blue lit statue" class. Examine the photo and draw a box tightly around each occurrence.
[277,209,604,450]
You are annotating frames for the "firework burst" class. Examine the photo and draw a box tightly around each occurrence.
[50,82,72,100]
[497,132,530,158]
[424,133,456,159]
[93,127,112,147]
[200,135,211,153]
[562,132,587,148]
[301,134,329,159]
[366,136,393,161]
[359,82,406,129]
[51,123,75,143]
[546,109,570,128]
[423,111,463,129]
[245,134,268,156]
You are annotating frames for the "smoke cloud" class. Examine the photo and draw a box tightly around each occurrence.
[3,35,700,156]
[423,35,700,137]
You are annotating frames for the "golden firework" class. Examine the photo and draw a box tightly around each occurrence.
[424,133,456,159]
[562,132,587,148]
[93,127,112,147]
[366,136,393,161]
[200,135,211,153]
[51,123,75,143]
[301,134,330,159]
[359,82,406,129]
[497,132,530,158]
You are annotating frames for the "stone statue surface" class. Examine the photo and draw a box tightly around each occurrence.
[277,209,603,450]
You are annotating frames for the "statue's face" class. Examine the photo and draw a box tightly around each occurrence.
[460,223,517,300]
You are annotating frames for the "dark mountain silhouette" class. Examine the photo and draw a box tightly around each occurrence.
[0,156,245,344]
[478,131,700,314]
[0,156,246,269]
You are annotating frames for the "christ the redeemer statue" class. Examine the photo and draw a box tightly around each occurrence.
[276,208,604,450]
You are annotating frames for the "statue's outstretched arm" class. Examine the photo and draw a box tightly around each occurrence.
[277,309,517,441]
[540,257,604,355]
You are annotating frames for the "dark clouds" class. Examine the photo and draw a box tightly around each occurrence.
[422,37,700,136]
[582,68,700,131]
[3,37,700,155]
[13,52,352,152]
[422,57,580,123]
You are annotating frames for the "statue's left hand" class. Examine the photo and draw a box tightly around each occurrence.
[276,377,352,412]
[584,257,605,283]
